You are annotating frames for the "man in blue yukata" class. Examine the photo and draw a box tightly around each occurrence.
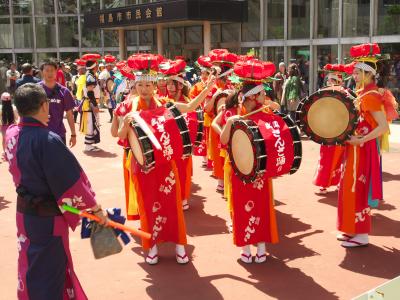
[4,83,107,300]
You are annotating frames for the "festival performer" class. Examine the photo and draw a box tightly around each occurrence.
[72,59,87,123]
[118,53,216,265]
[205,49,238,193]
[111,60,140,221]
[79,73,101,152]
[158,59,195,211]
[313,64,347,194]
[212,59,280,263]
[337,43,389,247]
[82,53,101,106]
[189,55,212,165]
[5,83,108,299]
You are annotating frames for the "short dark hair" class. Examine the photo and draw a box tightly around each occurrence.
[40,59,58,71]
[21,63,32,74]
[14,83,47,116]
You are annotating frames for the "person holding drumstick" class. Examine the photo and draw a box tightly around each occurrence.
[159,59,194,211]
[337,43,389,248]
[313,64,347,195]
[118,53,216,265]
[212,59,280,264]
[204,49,238,193]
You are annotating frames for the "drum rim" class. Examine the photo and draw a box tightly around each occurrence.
[168,105,193,157]
[129,121,153,169]
[297,89,358,145]
[228,119,263,183]
[275,112,302,174]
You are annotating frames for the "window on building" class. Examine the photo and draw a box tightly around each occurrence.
[0,54,13,67]
[317,45,339,88]
[139,30,154,45]
[13,17,34,48]
[127,30,139,46]
[265,0,284,39]
[185,26,202,44]
[342,0,370,37]
[316,0,339,38]
[104,30,119,47]
[379,43,400,101]
[0,18,12,48]
[342,44,356,62]
[16,53,34,65]
[169,28,183,45]
[289,0,310,39]
[80,0,100,13]
[377,0,400,35]
[58,17,79,47]
[242,0,260,42]
[34,0,55,14]
[290,46,310,92]
[241,47,260,58]
[211,24,221,43]
[60,52,80,63]
[37,52,57,63]
[0,1,9,15]
[35,17,57,48]
[57,0,78,14]
[81,19,101,47]
[221,23,240,42]
[264,46,284,67]
[13,0,32,15]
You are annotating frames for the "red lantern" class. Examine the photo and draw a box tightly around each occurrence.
[104,55,117,64]
[159,59,186,75]
[127,53,164,71]
[350,43,380,58]
[324,64,345,73]
[74,59,86,66]
[343,62,357,74]
[234,59,276,80]
[197,55,212,68]
[81,53,101,61]
[116,60,135,80]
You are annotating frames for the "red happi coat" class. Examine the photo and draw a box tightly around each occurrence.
[337,83,384,234]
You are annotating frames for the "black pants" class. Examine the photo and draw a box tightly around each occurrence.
[108,108,113,121]
[73,111,79,123]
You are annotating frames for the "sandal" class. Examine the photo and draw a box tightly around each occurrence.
[145,254,159,265]
[216,184,224,193]
[341,239,369,248]
[255,253,267,264]
[336,233,354,241]
[176,253,189,264]
[240,252,252,264]
[182,200,189,211]
[316,188,328,195]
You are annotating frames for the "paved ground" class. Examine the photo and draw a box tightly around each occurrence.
[1,111,399,300]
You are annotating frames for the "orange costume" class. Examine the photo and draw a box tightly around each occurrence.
[337,83,383,235]
[123,54,187,252]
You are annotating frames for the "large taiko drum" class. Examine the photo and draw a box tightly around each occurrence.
[296,86,358,145]
[228,112,302,183]
[184,107,204,147]
[128,105,192,171]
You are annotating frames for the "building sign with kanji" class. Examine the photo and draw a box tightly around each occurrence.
[84,0,247,29]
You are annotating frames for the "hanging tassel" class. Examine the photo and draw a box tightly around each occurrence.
[351,146,357,193]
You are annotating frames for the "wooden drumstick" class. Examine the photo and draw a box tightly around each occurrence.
[242,105,270,119]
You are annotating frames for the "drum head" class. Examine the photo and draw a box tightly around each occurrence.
[128,128,144,166]
[307,97,349,138]
[298,89,357,145]
[231,129,255,176]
